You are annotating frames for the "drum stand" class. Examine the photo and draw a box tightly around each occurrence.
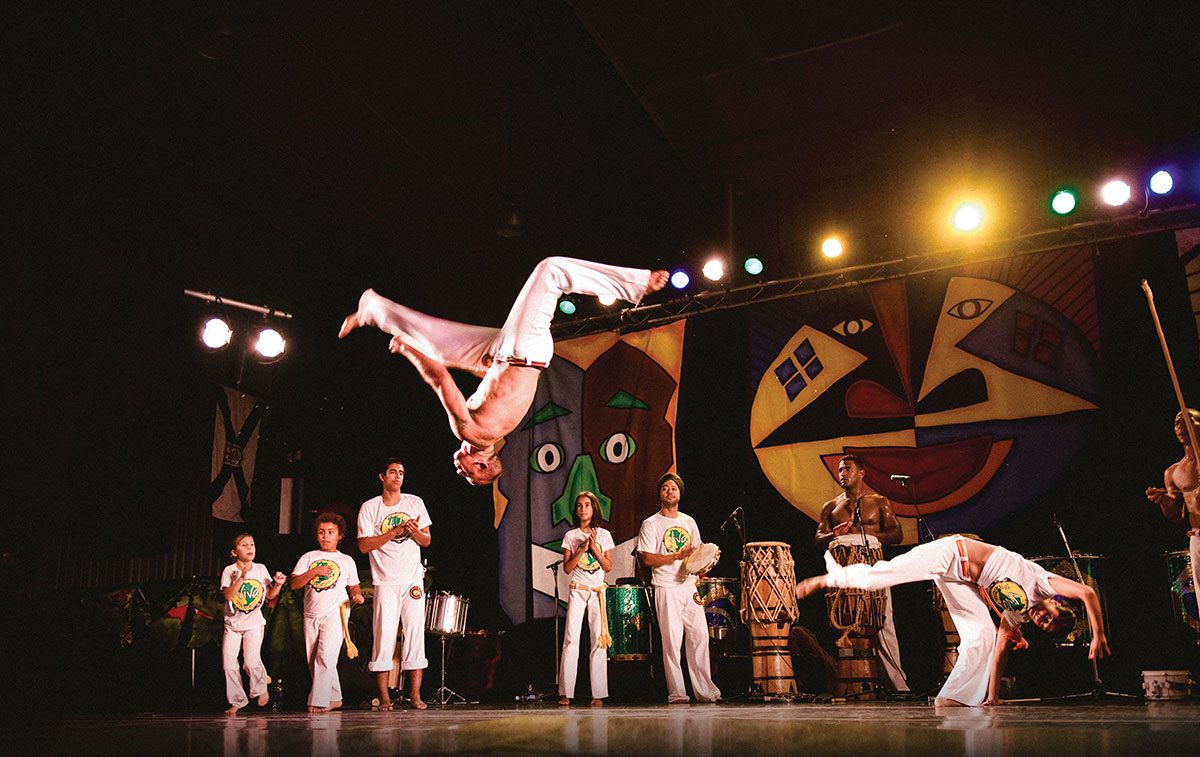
[433,633,466,705]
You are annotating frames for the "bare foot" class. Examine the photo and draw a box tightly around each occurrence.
[557,696,570,706]
[307,705,329,713]
[256,692,269,707]
[590,698,604,707]
[338,313,360,339]
[645,270,669,297]
[375,697,393,711]
[329,701,342,711]
[933,697,965,707]
[410,698,428,710]
[795,575,827,600]
[225,704,241,716]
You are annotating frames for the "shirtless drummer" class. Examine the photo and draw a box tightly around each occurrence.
[1145,408,1200,608]
[814,454,909,693]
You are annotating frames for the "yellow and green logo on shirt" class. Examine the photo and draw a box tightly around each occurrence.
[987,579,1029,613]
[382,512,412,543]
[663,526,691,553]
[308,559,341,591]
[231,578,264,613]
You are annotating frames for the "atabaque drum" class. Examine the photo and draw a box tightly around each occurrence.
[606,585,651,660]
[425,591,469,636]
[1164,550,1200,644]
[740,541,799,695]
[697,577,739,641]
[1030,553,1108,646]
[826,534,886,641]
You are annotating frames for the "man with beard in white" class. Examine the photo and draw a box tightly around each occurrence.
[637,473,720,703]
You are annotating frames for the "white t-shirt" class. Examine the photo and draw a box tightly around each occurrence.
[977,545,1059,626]
[292,549,361,619]
[562,527,615,587]
[220,562,272,631]
[637,511,702,587]
[357,493,432,587]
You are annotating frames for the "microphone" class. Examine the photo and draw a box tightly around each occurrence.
[719,507,742,531]
[890,474,911,482]
[545,560,563,569]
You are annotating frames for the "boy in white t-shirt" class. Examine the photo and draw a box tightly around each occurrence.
[558,491,615,706]
[220,532,286,714]
[636,473,721,703]
[357,457,432,710]
[290,512,365,712]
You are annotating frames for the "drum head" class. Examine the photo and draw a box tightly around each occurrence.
[685,543,721,573]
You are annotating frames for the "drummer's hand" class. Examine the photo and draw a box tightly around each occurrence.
[676,545,696,561]
[831,521,853,536]
[1089,633,1111,660]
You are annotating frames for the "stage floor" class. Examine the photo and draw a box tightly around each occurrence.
[6,701,1199,756]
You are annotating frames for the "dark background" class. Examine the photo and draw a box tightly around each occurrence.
[5,1,1200,708]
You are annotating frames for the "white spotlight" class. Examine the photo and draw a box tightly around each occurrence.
[952,203,984,232]
[200,317,233,350]
[254,327,286,360]
[821,238,844,259]
[702,258,725,281]
[1149,170,1174,195]
[1101,179,1131,206]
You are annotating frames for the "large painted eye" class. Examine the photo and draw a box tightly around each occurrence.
[600,433,636,464]
[530,443,563,473]
[946,298,994,320]
[832,318,874,337]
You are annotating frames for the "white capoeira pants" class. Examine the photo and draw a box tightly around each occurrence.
[654,582,721,703]
[221,624,268,709]
[369,584,428,672]
[1191,532,1199,615]
[304,612,344,708]
[823,538,996,705]
[559,587,609,699]
[877,589,909,691]
[354,257,653,372]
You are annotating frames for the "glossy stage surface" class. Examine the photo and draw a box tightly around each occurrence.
[5,702,1198,756]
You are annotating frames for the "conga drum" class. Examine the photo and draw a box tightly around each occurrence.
[697,577,740,641]
[1163,549,1200,645]
[1030,553,1109,646]
[826,534,887,698]
[606,585,651,660]
[739,542,799,695]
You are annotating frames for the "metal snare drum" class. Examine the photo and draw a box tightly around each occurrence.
[425,591,469,636]
[606,585,650,660]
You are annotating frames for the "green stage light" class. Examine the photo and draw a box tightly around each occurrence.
[743,257,764,275]
[558,299,577,315]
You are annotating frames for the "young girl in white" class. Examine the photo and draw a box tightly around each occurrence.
[220,533,286,714]
[558,491,615,706]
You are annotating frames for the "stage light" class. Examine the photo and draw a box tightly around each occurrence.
[670,270,690,289]
[200,317,233,350]
[821,238,843,259]
[1050,189,1077,216]
[951,202,984,232]
[743,257,764,276]
[254,327,286,361]
[1149,170,1174,195]
[702,258,725,281]
[558,299,576,316]
[1101,179,1131,206]
[597,293,617,306]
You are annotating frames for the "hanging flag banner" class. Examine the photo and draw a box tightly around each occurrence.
[494,321,685,623]
[210,386,264,522]
[747,245,1101,539]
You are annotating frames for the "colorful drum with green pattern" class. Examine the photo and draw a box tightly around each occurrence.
[697,577,739,640]
[606,585,650,660]
[1164,550,1200,643]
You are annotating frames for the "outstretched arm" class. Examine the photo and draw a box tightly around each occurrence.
[392,341,473,439]
[1048,575,1110,660]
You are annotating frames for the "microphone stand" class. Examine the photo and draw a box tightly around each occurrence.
[1051,516,1133,700]
[895,478,937,543]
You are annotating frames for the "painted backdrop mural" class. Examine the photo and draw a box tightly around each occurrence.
[749,245,1101,538]
[494,321,684,623]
